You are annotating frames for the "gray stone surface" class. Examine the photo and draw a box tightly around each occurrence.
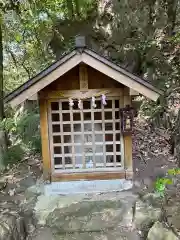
[147,221,178,240]
[25,182,44,200]
[164,203,180,233]
[0,213,26,240]
[33,191,137,229]
[134,199,161,230]
[45,179,133,195]
[54,230,141,240]
[30,228,55,240]
[21,184,180,240]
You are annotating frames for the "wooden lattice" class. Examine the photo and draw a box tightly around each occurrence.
[48,97,124,173]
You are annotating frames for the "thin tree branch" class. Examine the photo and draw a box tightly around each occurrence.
[5,47,18,69]
[22,63,31,79]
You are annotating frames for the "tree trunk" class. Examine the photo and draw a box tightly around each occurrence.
[66,0,74,18]
[166,0,178,36]
[0,15,6,170]
[74,0,80,18]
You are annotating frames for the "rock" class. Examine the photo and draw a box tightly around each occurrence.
[47,200,129,233]
[165,203,180,232]
[0,213,26,240]
[0,180,7,191]
[30,227,55,240]
[17,176,36,194]
[33,192,137,233]
[25,182,44,200]
[21,209,36,235]
[141,192,163,208]
[134,198,161,237]
[34,194,88,225]
[54,230,140,240]
[147,221,178,240]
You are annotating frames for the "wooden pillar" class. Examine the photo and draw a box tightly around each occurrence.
[79,63,88,90]
[123,89,133,178]
[79,64,88,168]
[39,96,51,182]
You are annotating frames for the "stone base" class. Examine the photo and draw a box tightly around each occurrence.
[44,179,133,196]
[54,229,140,240]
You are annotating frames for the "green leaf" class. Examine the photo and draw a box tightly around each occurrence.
[168,168,176,175]
[15,33,22,43]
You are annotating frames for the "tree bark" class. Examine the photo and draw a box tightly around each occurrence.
[67,0,74,18]
[0,15,6,170]
[166,0,178,36]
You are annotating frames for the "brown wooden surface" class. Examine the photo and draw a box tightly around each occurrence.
[52,171,133,182]
[43,66,80,91]
[87,66,123,89]
[79,64,88,90]
[39,97,51,181]
[41,64,124,95]
[123,93,133,170]
[124,136,133,169]
[39,88,124,100]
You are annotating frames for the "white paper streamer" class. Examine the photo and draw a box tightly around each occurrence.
[69,98,74,107]
[78,99,83,109]
[91,96,97,108]
[101,94,107,105]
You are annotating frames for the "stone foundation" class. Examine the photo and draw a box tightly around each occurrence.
[44,179,133,195]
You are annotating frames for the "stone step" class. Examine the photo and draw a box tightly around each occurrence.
[54,229,141,240]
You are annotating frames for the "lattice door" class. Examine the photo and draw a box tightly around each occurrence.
[49,97,124,173]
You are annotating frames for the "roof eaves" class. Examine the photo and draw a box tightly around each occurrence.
[83,48,163,95]
[4,49,77,103]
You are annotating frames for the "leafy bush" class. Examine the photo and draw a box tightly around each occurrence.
[3,144,25,166]
[1,103,41,166]
[30,134,42,155]
[155,168,180,197]
[16,110,41,154]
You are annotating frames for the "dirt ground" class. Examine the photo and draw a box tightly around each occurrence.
[133,118,176,191]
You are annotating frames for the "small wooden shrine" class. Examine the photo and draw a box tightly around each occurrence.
[5,36,162,183]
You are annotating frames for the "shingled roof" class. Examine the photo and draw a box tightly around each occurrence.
[5,36,163,107]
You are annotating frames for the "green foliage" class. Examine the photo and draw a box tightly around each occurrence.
[14,107,41,154]
[155,168,180,196]
[17,112,41,154]
[3,144,25,166]
[30,134,41,155]
[155,177,173,197]
[2,105,41,164]
[168,168,180,175]
[3,0,180,97]
[16,111,39,144]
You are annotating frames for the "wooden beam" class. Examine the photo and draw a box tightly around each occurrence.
[79,64,88,90]
[39,97,51,182]
[28,94,38,100]
[119,95,124,169]
[130,89,139,96]
[124,135,132,169]
[51,171,133,182]
[39,88,124,99]
[123,94,133,172]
